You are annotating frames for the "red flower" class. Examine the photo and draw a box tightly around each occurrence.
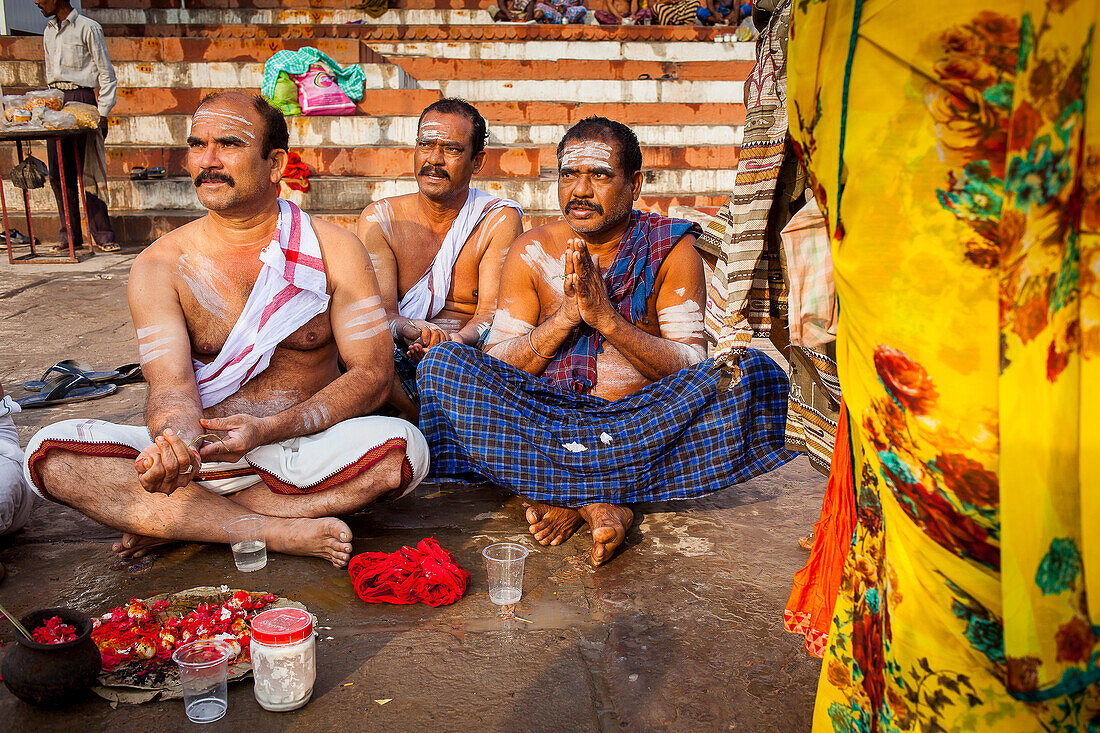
[936,453,999,508]
[852,612,886,716]
[1012,296,1048,343]
[1055,617,1097,664]
[873,346,939,415]
[30,616,78,644]
[1011,103,1043,150]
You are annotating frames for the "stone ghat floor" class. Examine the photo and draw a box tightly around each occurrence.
[0,256,823,731]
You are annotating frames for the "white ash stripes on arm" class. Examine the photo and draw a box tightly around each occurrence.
[136,325,179,365]
[299,404,331,434]
[657,300,708,365]
[343,296,389,341]
[486,309,536,349]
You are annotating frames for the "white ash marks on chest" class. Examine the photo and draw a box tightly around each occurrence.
[178,252,234,320]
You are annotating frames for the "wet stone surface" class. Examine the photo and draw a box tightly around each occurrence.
[0,258,823,731]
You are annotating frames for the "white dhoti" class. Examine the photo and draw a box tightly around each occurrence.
[24,416,429,503]
[1,398,34,536]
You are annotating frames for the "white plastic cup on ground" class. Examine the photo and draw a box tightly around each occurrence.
[172,638,233,724]
[483,542,530,605]
[223,514,268,572]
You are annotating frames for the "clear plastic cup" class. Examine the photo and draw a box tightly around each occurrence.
[223,514,268,572]
[172,639,232,724]
[482,542,530,605]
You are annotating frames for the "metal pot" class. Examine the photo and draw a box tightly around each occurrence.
[1,607,101,707]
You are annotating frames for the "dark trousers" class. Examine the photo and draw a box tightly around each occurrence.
[46,87,114,246]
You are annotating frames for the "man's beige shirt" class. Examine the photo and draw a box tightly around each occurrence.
[42,10,117,116]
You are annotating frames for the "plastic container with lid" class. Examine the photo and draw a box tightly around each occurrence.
[249,607,315,712]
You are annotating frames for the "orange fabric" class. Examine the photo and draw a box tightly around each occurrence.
[783,399,854,658]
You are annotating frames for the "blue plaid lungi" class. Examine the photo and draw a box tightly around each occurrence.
[395,327,490,404]
[417,341,797,505]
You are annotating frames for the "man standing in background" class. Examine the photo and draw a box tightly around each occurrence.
[36,0,118,252]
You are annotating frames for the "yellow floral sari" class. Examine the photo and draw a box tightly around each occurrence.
[787,0,1100,729]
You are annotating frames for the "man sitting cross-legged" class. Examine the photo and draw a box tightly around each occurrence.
[417,117,795,566]
[356,98,523,420]
[23,92,429,568]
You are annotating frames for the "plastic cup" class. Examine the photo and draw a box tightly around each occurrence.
[223,514,268,572]
[172,639,232,724]
[483,542,530,605]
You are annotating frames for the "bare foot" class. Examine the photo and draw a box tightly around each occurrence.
[526,503,585,546]
[576,503,633,567]
[266,516,353,568]
[113,533,176,558]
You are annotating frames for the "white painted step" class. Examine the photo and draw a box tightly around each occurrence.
[108,115,744,148]
[369,40,756,62]
[0,61,415,90]
[87,8,489,26]
[4,173,737,213]
[426,78,743,104]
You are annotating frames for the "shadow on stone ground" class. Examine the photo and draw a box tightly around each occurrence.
[0,257,823,731]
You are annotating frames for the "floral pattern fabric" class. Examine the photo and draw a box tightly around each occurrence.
[787,0,1100,729]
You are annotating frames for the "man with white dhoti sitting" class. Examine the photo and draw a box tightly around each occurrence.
[24,92,429,568]
[356,98,523,420]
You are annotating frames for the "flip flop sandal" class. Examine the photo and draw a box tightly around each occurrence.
[15,373,117,408]
[23,359,121,392]
[147,166,166,179]
[113,363,144,384]
[129,166,147,181]
[93,241,121,253]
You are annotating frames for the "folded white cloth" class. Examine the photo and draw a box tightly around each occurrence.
[398,188,522,321]
[0,402,34,536]
[194,199,330,408]
[24,416,430,501]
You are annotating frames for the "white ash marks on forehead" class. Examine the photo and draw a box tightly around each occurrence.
[192,108,256,141]
[418,120,459,143]
[521,242,566,285]
[487,309,535,345]
[178,252,233,320]
[560,141,614,170]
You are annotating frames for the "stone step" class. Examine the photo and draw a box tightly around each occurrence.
[98,23,739,44]
[44,86,743,126]
[0,36,362,63]
[427,78,743,104]
[0,60,415,90]
[0,143,740,179]
[88,8,491,26]
[371,39,754,62]
[390,57,754,81]
[3,174,737,213]
[82,0,486,8]
[99,114,743,147]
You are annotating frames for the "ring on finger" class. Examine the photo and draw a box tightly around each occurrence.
[179,465,194,475]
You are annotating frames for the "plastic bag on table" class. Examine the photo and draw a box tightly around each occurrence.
[62,102,101,129]
[42,109,78,131]
[3,94,28,122]
[26,89,65,111]
[10,156,48,190]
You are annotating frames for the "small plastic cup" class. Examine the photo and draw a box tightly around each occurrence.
[483,542,530,605]
[172,639,232,724]
[223,514,268,572]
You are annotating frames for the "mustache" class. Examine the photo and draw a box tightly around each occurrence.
[418,165,449,179]
[565,199,603,215]
[194,170,235,187]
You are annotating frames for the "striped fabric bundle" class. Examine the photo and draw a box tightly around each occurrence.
[653,0,699,25]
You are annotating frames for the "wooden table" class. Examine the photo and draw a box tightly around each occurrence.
[0,126,96,264]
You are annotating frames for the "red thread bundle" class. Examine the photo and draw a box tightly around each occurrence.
[348,537,470,607]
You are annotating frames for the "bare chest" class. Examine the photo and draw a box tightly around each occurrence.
[393,219,489,307]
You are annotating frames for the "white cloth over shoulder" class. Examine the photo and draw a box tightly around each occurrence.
[0,396,34,536]
[397,187,522,321]
[193,199,331,408]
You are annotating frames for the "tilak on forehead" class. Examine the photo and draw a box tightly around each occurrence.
[192,107,257,141]
[560,140,614,169]
[418,119,456,142]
